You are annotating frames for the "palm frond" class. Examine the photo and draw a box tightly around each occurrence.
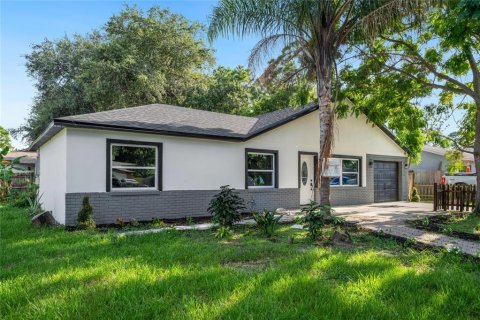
[248,34,304,72]
[354,0,441,39]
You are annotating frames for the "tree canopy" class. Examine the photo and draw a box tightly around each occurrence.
[16,6,214,144]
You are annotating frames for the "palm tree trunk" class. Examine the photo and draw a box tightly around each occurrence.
[315,61,334,206]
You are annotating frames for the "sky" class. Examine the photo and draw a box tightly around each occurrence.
[0,0,464,150]
[1,0,263,149]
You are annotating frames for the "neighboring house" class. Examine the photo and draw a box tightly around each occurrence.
[30,103,408,225]
[410,145,475,174]
[4,151,37,172]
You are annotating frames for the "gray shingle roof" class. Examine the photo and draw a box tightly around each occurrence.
[30,103,319,150]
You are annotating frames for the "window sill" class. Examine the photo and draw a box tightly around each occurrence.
[109,190,161,196]
[330,186,364,189]
[246,187,278,192]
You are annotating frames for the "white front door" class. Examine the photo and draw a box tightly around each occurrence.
[300,154,315,205]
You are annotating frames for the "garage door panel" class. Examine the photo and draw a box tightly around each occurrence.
[374,161,399,202]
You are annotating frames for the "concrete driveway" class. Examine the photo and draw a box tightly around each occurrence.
[333,201,436,229]
[332,201,480,256]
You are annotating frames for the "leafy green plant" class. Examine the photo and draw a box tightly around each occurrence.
[330,214,345,227]
[152,217,166,228]
[10,182,39,207]
[300,201,329,240]
[186,216,194,225]
[27,191,43,216]
[214,226,231,239]
[411,187,421,202]
[422,217,430,227]
[253,209,282,237]
[208,185,245,228]
[0,153,24,202]
[77,196,96,229]
[404,238,417,248]
[442,226,453,235]
[129,218,140,227]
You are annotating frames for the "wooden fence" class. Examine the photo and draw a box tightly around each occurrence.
[10,172,35,190]
[433,183,476,212]
[410,170,442,201]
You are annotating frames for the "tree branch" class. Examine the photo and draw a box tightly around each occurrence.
[441,134,474,155]
[381,36,476,97]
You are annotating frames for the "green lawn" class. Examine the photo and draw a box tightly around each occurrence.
[443,213,480,236]
[1,205,480,319]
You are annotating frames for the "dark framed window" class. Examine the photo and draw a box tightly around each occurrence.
[245,148,278,188]
[329,155,361,187]
[106,139,162,192]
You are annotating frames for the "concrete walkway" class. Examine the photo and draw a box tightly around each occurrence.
[333,202,480,256]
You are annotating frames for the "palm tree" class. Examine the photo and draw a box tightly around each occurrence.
[208,0,434,205]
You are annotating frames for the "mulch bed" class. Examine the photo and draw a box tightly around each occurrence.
[407,215,480,242]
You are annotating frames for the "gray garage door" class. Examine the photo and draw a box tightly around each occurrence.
[374,161,399,202]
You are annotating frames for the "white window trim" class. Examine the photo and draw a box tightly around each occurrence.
[330,158,360,187]
[247,152,275,189]
[110,143,158,191]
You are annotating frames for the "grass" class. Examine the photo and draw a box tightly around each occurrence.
[443,213,480,235]
[1,204,480,319]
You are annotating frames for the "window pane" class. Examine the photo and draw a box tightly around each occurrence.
[301,161,308,186]
[342,159,358,173]
[112,168,155,188]
[330,176,340,186]
[248,153,273,170]
[112,145,156,167]
[342,173,358,186]
[247,171,273,187]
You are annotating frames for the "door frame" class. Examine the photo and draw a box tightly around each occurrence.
[373,160,400,202]
[298,151,318,188]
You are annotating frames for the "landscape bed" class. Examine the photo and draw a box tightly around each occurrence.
[1,204,480,319]
[407,213,480,242]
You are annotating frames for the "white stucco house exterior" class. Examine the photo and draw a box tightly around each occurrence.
[31,103,408,225]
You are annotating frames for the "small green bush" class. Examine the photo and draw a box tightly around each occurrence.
[9,182,39,208]
[152,217,166,228]
[300,201,331,240]
[214,226,231,239]
[422,217,430,227]
[411,187,421,202]
[253,209,282,237]
[77,196,96,229]
[208,185,245,227]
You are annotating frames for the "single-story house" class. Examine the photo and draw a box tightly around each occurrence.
[4,151,37,173]
[410,145,475,174]
[30,103,408,226]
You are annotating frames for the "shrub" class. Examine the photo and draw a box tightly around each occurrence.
[214,226,231,239]
[253,209,282,237]
[27,190,43,217]
[10,182,39,208]
[422,217,430,227]
[300,201,330,240]
[152,217,166,228]
[208,185,245,227]
[411,187,421,202]
[77,196,96,229]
